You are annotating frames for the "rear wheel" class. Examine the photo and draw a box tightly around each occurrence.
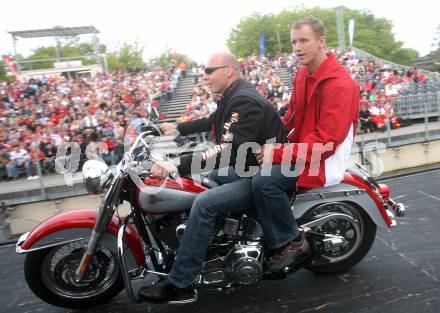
[24,239,123,309]
[303,202,376,274]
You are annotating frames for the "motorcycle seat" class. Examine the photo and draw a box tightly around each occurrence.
[296,187,312,194]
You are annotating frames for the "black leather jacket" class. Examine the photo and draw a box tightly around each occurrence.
[176,79,286,176]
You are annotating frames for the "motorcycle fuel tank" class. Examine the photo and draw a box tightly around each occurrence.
[137,177,207,213]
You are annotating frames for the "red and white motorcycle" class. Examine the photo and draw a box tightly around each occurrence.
[16,127,405,308]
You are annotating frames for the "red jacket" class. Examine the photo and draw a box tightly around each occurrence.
[273,53,359,188]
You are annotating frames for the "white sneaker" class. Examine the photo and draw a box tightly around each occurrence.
[32,175,40,180]
[27,176,33,180]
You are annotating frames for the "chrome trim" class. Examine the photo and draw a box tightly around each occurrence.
[15,232,30,253]
[301,212,357,229]
[386,210,397,227]
[144,219,164,265]
[295,189,365,202]
[82,160,112,194]
[395,202,406,218]
[168,290,198,305]
[144,270,168,277]
[75,176,124,279]
[16,237,84,254]
[301,211,362,264]
[388,198,406,218]
[117,216,185,304]
[117,213,142,303]
[176,223,186,242]
[322,234,346,252]
[128,267,147,280]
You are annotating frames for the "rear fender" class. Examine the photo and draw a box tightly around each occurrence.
[294,182,392,228]
[16,209,145,267]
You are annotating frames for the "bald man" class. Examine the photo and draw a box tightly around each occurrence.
[138,52,286,303]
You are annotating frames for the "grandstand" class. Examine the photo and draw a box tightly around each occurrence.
[1,43,440,181]
[160,48,440,125]
[159,76,196,123]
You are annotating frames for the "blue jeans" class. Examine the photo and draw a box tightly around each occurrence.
[252,164,299,250]
[167,167,253,288]
[10,160,32,178]
[6,163,16,178]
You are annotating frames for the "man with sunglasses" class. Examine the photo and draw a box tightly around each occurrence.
[138,51,286,303]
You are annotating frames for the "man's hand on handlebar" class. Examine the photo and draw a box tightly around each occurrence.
[150,161,178,179]
[159,123,177,136]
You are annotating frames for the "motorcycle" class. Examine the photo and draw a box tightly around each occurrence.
[16,127,406,308]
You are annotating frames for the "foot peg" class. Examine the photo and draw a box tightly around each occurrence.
[168,289,198,304]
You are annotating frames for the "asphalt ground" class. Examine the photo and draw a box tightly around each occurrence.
[0,169,439,313]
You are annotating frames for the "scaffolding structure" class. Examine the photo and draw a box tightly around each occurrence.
[8,25,105,77]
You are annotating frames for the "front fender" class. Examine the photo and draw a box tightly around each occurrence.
[17,209,145,266]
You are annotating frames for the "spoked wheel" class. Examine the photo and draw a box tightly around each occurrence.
[303,202,376,274]
[24,240,123,309]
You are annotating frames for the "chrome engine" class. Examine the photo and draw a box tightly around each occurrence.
[200,241,264,286]
[202,217,264,286]
[224,242,264,285]
[170,215,265,287]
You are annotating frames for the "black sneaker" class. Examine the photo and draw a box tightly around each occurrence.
[138,279,194,304]
[267,232,311,272]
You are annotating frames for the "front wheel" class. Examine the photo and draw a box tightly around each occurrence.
[303,202,377,274]
[24,239,123,309]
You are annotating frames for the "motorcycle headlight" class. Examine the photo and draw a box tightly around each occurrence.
[82,160,112,194]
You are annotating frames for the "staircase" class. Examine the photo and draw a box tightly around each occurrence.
[160,69,292,123]
[275,67,293,91]
[160,76,195,123]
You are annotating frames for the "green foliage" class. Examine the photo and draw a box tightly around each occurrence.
[106,40,146,71]
[21,36,107,70]
[226,6,418,65]
[0,60,14,82]
[149,49,193,67]
[21,35,147,72]
[0,60,9,81]
[342,8,419,65]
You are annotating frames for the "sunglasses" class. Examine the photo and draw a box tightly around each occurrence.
[204,66,229,75]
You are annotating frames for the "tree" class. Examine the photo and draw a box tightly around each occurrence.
[0,60,8,81]
[342,9,418,65]
[226,6,418,65]
[106,40,146,71]
[149,49,193,67]
[22,39,107,71]
[0,60,14,82]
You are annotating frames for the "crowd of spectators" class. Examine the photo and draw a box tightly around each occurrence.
[176,49,436,135]
[334,49,435,133]
[177,54,292,124]
[176,48,437,135]
[1,47,438,181]
[0,65,183,181]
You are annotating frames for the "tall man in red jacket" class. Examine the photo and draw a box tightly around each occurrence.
[254,18,360,271]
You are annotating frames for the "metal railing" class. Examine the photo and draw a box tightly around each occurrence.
[356,97,440,151]
[392,92,440,119]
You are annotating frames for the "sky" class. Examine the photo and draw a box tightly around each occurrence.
[0,0,438,63]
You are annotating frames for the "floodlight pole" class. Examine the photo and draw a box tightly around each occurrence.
[335,6,346,49]
[11,35,21,73]
[55,36,61,63]
[93,32,104,73]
